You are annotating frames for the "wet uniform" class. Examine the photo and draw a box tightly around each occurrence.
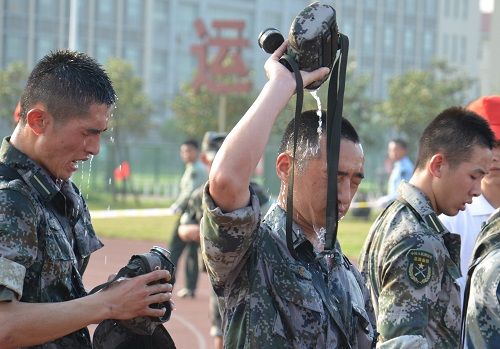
[201,184,377,349]
[463,208,500,348]
[0,137,102,348]
[359,182,461,348]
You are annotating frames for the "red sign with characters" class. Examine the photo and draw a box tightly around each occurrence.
[191,19,252,94]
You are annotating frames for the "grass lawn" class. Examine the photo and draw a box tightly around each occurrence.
[91,213,376,263]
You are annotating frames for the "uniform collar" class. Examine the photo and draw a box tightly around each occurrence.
[1,137,66,202]
[398,181,436,218]
[263,203,342,263]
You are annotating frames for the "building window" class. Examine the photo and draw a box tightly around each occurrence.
[37,0,58,17]
[362,22,374,57]
[423,31,434,56]
[385,0,397,13]
[451,34,458,62]
[383,25,395,54]
[443,33,449,56]
[404,0,416,15]
[424,0,435,17]
[403,28,414,57]
[126,0,143,28]
[365,0,376,10]
[461,36,466,63]
[444,0,450,17]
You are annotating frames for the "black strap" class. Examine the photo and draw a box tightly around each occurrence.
[88,264,137,294]
[324,34,349,252]
[308,265,352,348]
[280,54,303,261]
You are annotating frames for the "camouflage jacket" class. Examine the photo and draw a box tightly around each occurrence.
[201,184,376,349]
[171,160,207,212]
[359,182,461,349]
[464,208,500,348]
[0,137,102,348]
[179,185,204,226]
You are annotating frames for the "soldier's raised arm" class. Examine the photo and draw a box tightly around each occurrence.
[208,40,329,212]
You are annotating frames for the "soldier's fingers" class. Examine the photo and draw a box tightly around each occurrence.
[302,67,330,87]
[140,269,171,283]
[148,282,173,295]
[147,292,172,306]
[144,306,170,318]
[271,39,288,59]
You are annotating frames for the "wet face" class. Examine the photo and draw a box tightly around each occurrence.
[180,144,198,164]
[434,145,492,216]
[292,138,365,231]
[35,103,111,180]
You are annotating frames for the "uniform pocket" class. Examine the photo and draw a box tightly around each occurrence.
[270,263,324,341]
[45,217,73,261]
[272,263,323,312]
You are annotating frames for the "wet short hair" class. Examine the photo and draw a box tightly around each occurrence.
[278,110,360,161]
[19,50,116,123]
[415,107,495,170]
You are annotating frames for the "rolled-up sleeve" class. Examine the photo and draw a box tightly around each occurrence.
[200,183,260,286]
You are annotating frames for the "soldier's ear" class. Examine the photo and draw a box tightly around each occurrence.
[428,153,445,178]
[26,108,47,135]
[276,152,292,183]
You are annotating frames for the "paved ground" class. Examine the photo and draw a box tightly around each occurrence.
[83,237,214,349]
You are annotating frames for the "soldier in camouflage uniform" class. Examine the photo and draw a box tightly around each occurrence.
[200,41,376,348]
[0,50,172,348]
[178,132,226,349]
[359,107,495,348]
[167,139,207,298]
[462,208,500,348]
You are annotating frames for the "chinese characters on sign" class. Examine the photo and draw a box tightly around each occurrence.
[191,19,252,93]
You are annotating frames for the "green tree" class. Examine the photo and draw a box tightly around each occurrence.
[0,62,29,124]
[170,85,256,140]
[104,58,153,200]
[379,60,473,153]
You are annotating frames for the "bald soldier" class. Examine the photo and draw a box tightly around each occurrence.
[360,107,495,348]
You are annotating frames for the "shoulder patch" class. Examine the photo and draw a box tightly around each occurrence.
[406,249,434,288]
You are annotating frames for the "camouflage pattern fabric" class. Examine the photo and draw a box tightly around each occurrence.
[180,185,204,226]
[464,208,500,348]
[287,2,338,89]
[171,160,207,212]
[0,137,102,348]
[201,183,376,348]
[359,181,461,349]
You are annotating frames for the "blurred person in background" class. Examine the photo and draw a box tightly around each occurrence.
[376,138,414,208]
[167,139,207,299]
